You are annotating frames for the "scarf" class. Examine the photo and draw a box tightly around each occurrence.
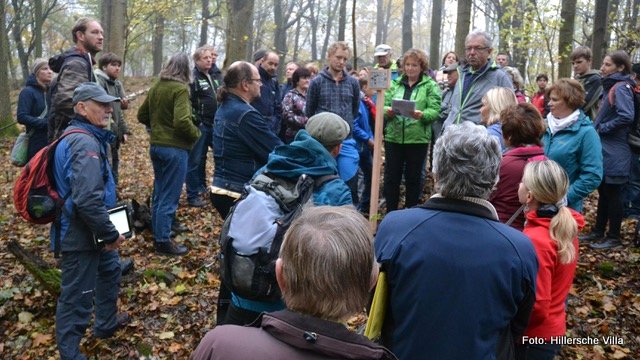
[547,109,580,135]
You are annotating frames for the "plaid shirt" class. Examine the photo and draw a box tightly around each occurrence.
[305,68,360,132]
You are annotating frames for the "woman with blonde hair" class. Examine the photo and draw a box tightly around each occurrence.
[516,159,584,360]
[480,87,517,151]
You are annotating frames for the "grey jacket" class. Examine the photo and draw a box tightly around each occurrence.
[444,60,513,128]
[95,69,129,141]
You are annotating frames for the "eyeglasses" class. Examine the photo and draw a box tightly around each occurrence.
[248,78,262,84]
[465,46,489,53]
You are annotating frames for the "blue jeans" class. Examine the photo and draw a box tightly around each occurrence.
[56,250,121,360]
[150,145,188,242]
[186,123,213,201]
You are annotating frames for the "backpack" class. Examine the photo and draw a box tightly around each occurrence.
[607,82,640,153]
[13,129,90,225]
[218,172,337,302]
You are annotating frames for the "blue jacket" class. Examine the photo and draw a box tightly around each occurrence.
[51,118,118,252]
[250,66,282,136]
[213,93,283,192]
[264,130,353,206]
[594,72,636,179]
[354,99,374,156]
[542,110,603,211]
[17,74,49,159]
[375,197,538,360]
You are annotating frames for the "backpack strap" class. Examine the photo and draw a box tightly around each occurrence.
[313,174,340,189]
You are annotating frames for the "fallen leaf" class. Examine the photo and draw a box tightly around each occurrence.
[611,349,627,359]
[158,331,174,340]
[31,333,52,347]
[168,342,182,352]
[18,312,33,323]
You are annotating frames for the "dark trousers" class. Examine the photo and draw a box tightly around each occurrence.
[56,250,121,360]
[515,343,561,360]
[186,123,213,201]
[624,154,640,217]
[210,192,237,323]
[210,193,236,220]
[594,182,625,238]
[383,142,428,212]
[358,147,373,213]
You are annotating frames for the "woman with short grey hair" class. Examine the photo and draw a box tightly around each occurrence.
[433,121,502,199]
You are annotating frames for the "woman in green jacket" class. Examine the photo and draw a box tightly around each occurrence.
[383,48,441,211]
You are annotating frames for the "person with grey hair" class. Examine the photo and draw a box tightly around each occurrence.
[375,121,538,359]
[192,206,397,360]
[502,66,527,103]
[137,53,201,256]
[443,30,513,128]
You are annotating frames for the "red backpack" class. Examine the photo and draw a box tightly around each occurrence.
[13,129,90,224]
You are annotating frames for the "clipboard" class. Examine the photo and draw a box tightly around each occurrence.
[95,205,133,244]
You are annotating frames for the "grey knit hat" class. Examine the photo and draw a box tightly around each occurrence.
[306,112,350,147]
[31,58,49,75]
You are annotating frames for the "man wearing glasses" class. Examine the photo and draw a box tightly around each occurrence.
[443,30,513,128]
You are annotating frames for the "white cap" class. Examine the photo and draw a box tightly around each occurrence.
[374,44,392,57]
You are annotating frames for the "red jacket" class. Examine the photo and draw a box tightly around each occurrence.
[489,146,545,230]
[523,208,584,340]
[531,91,545,115]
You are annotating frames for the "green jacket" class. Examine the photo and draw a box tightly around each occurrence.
[137,79,201,150]
[383,74,441,144]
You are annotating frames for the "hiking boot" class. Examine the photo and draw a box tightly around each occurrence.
[155,240,189,256]
[579,232,604,243]
[590,237,623,250]
[95,312,131,339]
[171,222,189,234]
[120,258,134,276]
[188,197,208,208]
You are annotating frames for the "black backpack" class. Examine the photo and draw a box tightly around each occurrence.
[218,172,336,302]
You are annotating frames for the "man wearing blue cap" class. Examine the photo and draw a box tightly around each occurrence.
[52,82,129,359]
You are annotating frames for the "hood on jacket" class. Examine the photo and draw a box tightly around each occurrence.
[504,146,545,159]
[94,68,116,84]
[264,130,338,178]
[319,67,349,82]
[525,206,585,232]
[49,47,92,73]
[69,118,116,145]
[261,310,397,360]
[24,73,45,90]
[602,72,636,91]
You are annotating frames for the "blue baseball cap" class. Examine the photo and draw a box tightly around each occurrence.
[72,82,120,105]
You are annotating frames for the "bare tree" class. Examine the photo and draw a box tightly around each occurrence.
[352,0,357,69]
[430,0,443,70]
[376,0,384,45]
[224,0,255,68]
[591,0,610,68]
[338,0,347,40]
[402,0,414,53]
[558,0,577,78]
[152,14,165,75]
[101,0,126,57]
[455,0,472,57]
[0,0,16,136]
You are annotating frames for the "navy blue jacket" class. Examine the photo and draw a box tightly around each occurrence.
[594,72,637,180]
[51,118,118,252]
[375,197,538,360]
[250,66,282,136]
[213,93,283,192]
[17,74,49,159]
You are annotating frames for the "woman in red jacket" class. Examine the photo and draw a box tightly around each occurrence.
[516,160,585,360]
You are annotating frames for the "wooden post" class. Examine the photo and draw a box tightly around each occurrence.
[366,69,391,232]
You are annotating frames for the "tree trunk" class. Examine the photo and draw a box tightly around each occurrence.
[430,0,443,70]
[309,0,318,60]
[511,0,527,75]
[7,240,61,296]
[321,0,340,59]
[223,0,254,69]
[591,0,609,68]
[402,0,414,53]
[152,14,165,76]
[11,0,29,82]
[376,0,384,45]
[0,0,15,136]
[200,0,210,46]
[558,0,577,78]
[455,0,472,58]
[34,0,43,58]
[274,0,287,76]
[338,0,347,41]
[352,0,357,69]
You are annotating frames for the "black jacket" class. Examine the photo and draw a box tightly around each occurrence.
[190,67,218,126]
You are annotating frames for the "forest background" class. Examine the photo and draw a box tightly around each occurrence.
[0,0,639,359]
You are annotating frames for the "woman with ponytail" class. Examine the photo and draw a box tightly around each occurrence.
[515,160,585,359]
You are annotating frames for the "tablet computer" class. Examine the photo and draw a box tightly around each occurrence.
[95,205,133,244]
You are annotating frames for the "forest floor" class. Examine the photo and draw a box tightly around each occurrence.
[0,77,639,359]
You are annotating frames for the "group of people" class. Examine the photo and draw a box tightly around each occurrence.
[14,13,640,360]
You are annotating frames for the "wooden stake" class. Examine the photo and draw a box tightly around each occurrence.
[369,89,385,232]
